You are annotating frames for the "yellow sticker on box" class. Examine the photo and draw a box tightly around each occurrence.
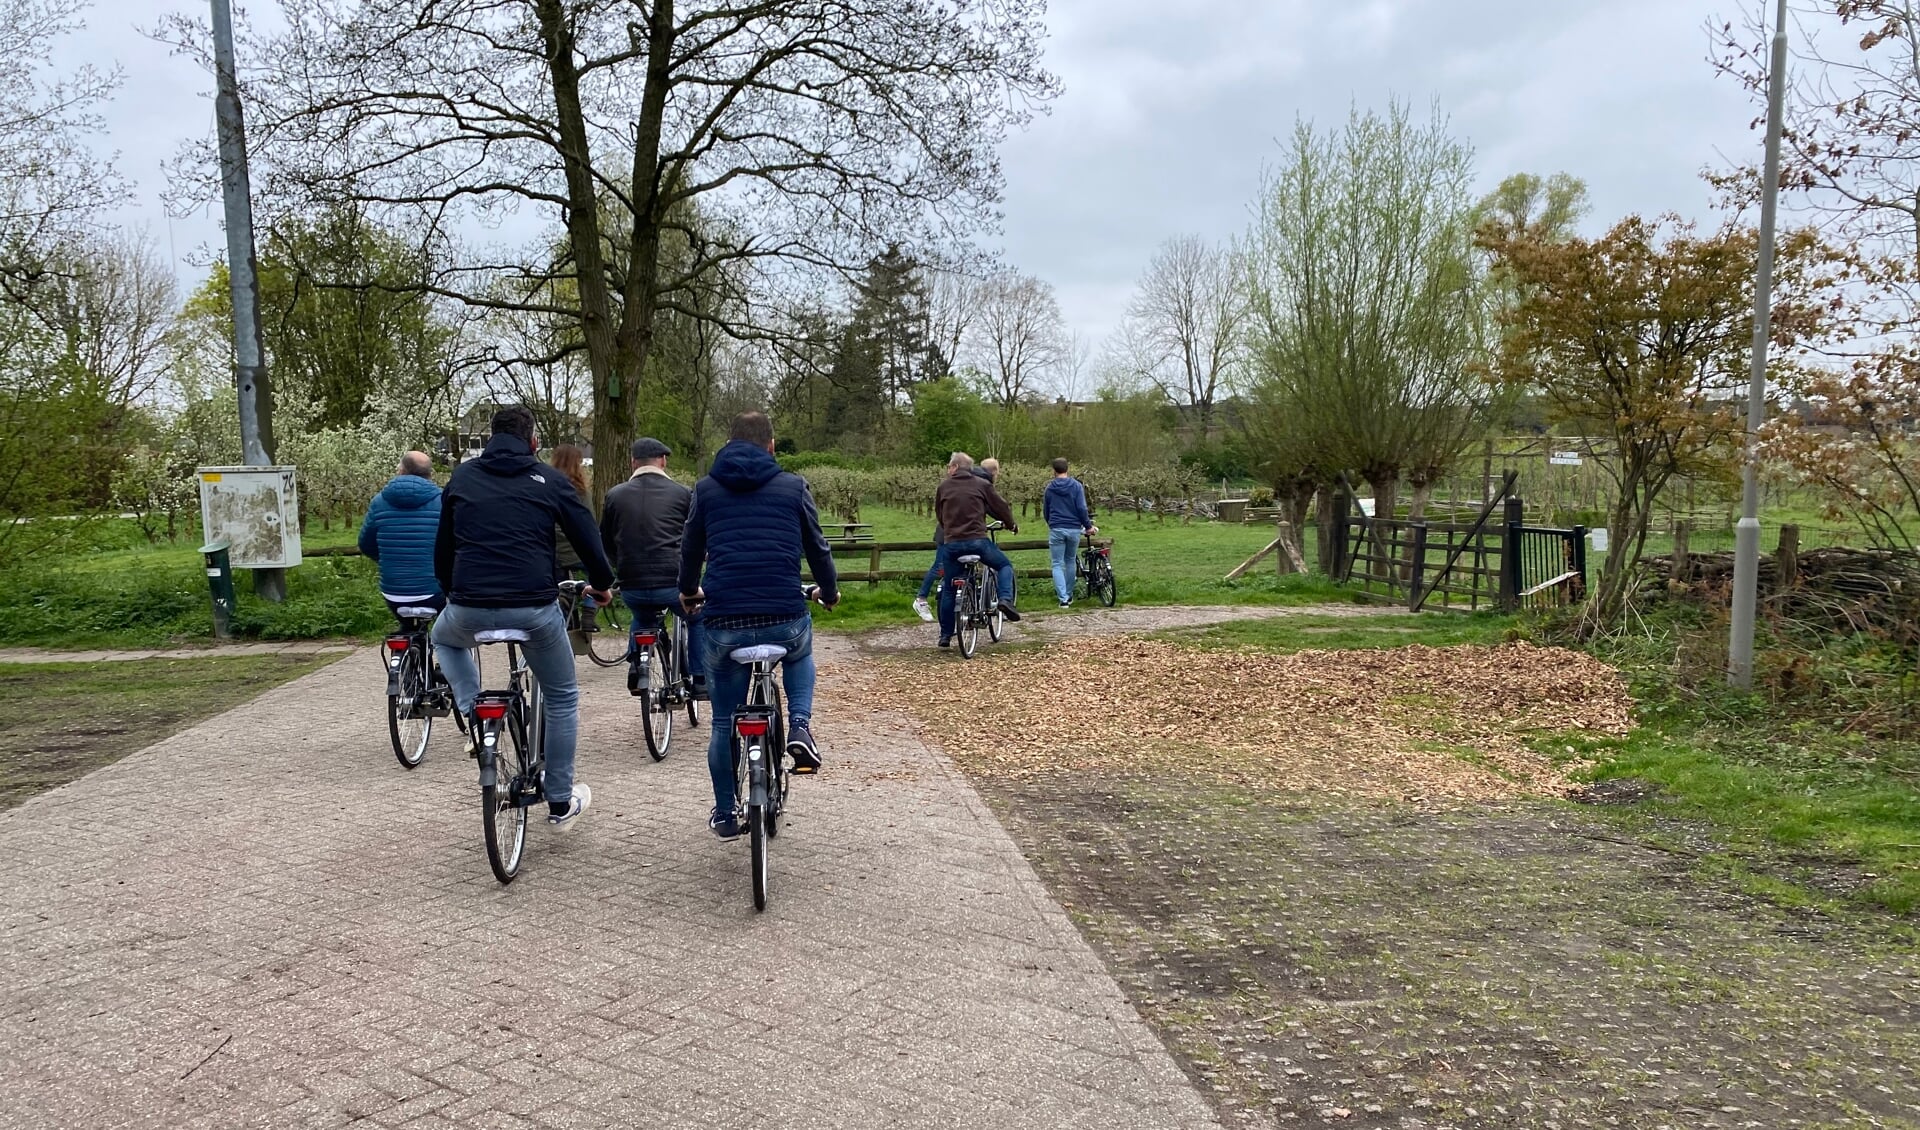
[201,473,222,482]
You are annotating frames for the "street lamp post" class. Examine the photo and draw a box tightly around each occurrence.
[210,0,285,602]
[1729,0,1790,689]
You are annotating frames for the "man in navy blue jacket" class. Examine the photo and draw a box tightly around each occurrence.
[1043,458,1097,606]
[433,406,615,831]
[679,411,840,839]
[358,451,444,620]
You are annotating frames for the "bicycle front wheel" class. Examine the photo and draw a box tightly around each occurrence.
[583,597,631,667]
[1096,560,1117,607]
[388,649,431,769]
[641,642,674,761]
[483,711,529,883]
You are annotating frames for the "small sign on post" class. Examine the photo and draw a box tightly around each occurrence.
[1549,451,1582,466]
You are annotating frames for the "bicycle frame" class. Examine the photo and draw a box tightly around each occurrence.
[733,662,781,810]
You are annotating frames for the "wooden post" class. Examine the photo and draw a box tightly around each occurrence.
[1499,494,1525,611]
[1275,519,1296,575]
[1408,521,1429,611]
[1777,524,1801,590]
[868,545,883,588]
[1330,489,1353,580]
[1671,520,1691,585]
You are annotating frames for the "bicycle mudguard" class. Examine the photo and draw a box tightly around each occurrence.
[477,746,497,789]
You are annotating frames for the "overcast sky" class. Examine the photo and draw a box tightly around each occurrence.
[78,0,1760,348]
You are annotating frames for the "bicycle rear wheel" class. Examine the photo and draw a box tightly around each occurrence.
[766,684,786,838]
[483,706,530,884]
[583,597,631,667]
[1095,559,1117,607]
[957,583,979,658]
[387,647,431,769]
[641,640,674,761]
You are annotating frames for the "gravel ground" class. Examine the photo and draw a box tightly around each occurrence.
[859,611,1920,1130]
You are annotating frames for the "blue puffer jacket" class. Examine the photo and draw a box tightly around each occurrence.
[358,474,443,597]
[679,441,839,618]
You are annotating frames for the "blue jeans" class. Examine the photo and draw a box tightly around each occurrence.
[702,615,815,814]
[1049,527,1083,604]
[623,587,706,684]
[433,601,581,814]
[916,553,943,600]
[936,538,1015,638]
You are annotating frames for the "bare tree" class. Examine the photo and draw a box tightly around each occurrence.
[1122,235,1250,429]
[970,268,1067,408]
[925,267,983,381]
[41,233,180,409]
[162,0,1057,500]
[0,0,121,302]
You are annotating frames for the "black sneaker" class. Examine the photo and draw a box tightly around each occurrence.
[708,807,743,839]
[937,636,952,648]
[691,677,710,702]
[999,603,1022,622]
[787,721,821,775]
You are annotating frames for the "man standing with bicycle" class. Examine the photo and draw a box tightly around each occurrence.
[679,411,840,839]
[433,406,615,831]
[600,436,706,700]
[934,452,1021,648]
[1044,458,1097,607]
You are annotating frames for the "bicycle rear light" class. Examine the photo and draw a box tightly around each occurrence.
[385,636,410,651]
[736,718,770,737]
[474,701,509,721]
[632,631,657,647]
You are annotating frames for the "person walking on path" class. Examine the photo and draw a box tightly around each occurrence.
[432,406,615,831]
[358,451,445,621]
[601,437,706,697]
[1044,458,1097,607]
[912,456,1001,623]
[934,452,1020,648]
[679,412,841,838]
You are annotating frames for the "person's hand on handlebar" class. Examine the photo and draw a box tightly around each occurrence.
[680,588,705,615]
[587,587,613,605]
[803,584,839,611]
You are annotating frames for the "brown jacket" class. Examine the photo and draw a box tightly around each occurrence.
[935,471,1016,542]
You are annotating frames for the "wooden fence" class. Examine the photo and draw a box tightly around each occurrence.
[1331,475,1588,612]
[311,535,1104,589]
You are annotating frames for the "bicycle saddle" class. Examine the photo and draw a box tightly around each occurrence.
[395,606,440,619]
[729,644,788,665]
[474,629,533,644]
[956,554,982,565]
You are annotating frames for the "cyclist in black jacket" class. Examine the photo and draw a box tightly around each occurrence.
[433,406,615,830]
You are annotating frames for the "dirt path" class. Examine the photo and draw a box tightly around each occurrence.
[863,613,1920,1129]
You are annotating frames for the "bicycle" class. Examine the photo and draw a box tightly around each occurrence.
[951,525,1011,658]
[713,584,826,911]
[571,582,632,667]
[628,605,701,761]
[469,579,591,884]
[1078,536,1117,607]
[381,606,462,769]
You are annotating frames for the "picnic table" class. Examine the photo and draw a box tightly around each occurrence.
[824,522,873,542]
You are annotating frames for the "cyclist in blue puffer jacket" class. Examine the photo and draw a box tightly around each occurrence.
[358,451,446,622]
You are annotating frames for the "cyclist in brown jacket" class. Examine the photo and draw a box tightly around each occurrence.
[932,452,1020,647]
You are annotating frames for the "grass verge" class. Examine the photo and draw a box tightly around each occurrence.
[0,653,340,809]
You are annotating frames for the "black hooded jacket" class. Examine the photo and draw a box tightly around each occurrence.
[434,434,615,607]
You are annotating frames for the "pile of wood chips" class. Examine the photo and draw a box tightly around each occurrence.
[860,638,1635,803]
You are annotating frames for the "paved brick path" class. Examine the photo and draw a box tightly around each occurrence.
[0,641,358,664]
[0,637,1217,1129]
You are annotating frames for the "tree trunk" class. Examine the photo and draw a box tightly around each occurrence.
[1314,484,1336,574]
[535,0,624,509]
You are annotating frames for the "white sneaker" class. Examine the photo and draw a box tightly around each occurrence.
[549,782,592,831]
[912,597,934,622]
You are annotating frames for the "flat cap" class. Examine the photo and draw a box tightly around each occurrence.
[630,437,672,460]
